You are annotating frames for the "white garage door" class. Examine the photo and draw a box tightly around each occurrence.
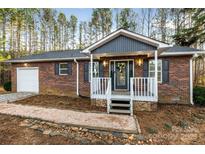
[17,67,39,93]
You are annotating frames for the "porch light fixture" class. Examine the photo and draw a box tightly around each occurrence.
[136,58,143,66]
[24,63,28,67]
[103,60,107,67]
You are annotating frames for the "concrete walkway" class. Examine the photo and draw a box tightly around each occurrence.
[0,103,138,133]
[0,93,36,103]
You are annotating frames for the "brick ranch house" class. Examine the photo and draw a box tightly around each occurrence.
[7,29,205,115]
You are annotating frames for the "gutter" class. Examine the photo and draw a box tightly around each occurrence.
[6,57,90,63]
[190,53,199,105]
[160,51,205,56]
[74,59,79,96]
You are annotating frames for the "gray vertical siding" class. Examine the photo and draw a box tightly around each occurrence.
[91,35,157,54]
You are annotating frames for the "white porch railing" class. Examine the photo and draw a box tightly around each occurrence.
[91,77,157,102]
[130,77,156,101]
[92,77,111,99]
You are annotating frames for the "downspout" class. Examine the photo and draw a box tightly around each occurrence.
[190,53,199,105]
[74,59,79,96]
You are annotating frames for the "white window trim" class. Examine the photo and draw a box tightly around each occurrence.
[59,63,69,75]
[89,62,99,82]
[149,59,162,83]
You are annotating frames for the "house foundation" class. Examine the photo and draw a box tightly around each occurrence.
[91,99,107,107]
[92,98,158,112]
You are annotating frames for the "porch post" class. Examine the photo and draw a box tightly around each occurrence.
[154,50,158,101]
[90,54,93,98]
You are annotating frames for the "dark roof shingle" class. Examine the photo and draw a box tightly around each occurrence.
[7,49,89,63]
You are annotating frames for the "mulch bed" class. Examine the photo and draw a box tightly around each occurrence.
[13,95,106,113]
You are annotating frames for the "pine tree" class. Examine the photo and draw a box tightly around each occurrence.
[70,15,77,49]
[118,8,137,31]
[173,9,205,47]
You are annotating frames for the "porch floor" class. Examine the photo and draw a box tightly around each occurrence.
[0,103,138,133]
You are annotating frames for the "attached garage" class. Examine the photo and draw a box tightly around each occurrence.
[17,67,39,93]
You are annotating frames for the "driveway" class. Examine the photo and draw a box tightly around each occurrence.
[0,103,138,133]
[0,93,36,103]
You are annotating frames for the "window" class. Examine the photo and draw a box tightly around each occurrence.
[149,60,162,82]
[59,63,68,75]
[89,62,99,82]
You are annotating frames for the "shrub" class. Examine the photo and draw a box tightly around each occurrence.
[164,122,172,131]
[3,81,11,91]
[146,127,158,134]
[193,86,205,106]
[178,120,188,129]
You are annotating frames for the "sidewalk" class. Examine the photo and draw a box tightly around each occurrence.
[0,103,138,133]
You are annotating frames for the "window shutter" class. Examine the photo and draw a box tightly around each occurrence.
[162,60,169,83]
[67,63,72,75]
[129,61,133,90]
[143,59,148,77]
[84,62,89,82]
[55,63,59,75]
[129,61,133,78]
[99,62,104,77]
[111,61,114,91]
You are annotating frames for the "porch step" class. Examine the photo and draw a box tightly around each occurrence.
[109,99,131,115]
[109,109,131,114]
[110,103,130,107]
[111,97,131,101]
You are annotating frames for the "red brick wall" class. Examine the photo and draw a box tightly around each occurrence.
[158,56,191,104]
[11,55,191,104]
[11,60,90,97]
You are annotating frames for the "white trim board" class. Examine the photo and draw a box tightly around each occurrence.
[160,51,205,56]
[8,57,90,63]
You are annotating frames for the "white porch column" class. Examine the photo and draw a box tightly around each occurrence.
[90,54,93,98]
[154,50,158,101]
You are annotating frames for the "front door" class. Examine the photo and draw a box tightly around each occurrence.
[115,61,128,90]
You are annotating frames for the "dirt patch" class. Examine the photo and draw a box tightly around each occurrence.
[135,104,205,144]
[0,114,137,145]
[13,95,106,113]
[0,114,79,144]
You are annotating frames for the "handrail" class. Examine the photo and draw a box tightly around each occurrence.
[130,77,156,100]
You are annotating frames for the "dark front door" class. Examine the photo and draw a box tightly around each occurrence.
[115,61,128,89]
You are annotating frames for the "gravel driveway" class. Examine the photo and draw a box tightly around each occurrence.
[0,103,138,133]
[0,93,36,103]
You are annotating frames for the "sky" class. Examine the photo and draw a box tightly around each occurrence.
[56,8,93,22]
[55,8,156,33]
[55,8,155,22]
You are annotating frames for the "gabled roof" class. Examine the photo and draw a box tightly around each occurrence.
[82,28,171,53]
[6,50,89,63]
